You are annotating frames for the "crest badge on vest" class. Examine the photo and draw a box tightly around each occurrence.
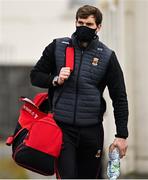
[91,57,100,66]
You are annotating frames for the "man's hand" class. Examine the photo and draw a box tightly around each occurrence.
[109,138,128,158]
[58,67,71,85]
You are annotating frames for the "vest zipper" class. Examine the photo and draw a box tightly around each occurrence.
[73,50,83,124]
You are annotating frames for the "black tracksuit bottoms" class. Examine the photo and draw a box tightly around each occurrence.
[56,121,104,179]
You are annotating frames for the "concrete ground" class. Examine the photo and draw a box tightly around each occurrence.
[0,142,56,179]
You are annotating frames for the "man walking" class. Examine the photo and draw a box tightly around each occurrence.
[30,5,128,179]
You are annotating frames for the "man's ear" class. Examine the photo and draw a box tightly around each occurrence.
[96,24,102,33]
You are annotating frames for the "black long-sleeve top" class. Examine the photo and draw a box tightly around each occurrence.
[30,40,129,139]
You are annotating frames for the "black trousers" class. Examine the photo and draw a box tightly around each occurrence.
[56,122,104,179]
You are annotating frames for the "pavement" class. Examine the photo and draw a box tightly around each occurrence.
[0,142,56,179]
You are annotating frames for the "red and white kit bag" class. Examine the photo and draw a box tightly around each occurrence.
[6,93,63,176]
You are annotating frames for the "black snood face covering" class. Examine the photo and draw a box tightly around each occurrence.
[75,26,97,42]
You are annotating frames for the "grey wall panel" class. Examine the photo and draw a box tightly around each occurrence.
[0,66,47,139]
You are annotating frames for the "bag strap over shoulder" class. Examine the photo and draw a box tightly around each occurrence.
[56,37,74,72]
[53,38,75,110]
[65,38,74,72]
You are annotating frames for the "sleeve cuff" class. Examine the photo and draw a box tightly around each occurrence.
[48,75,55,87]
[52,76,59,86]
[115,134,128,139]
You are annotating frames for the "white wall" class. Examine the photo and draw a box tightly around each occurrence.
[133,0,148,173]
[0,0,74,65]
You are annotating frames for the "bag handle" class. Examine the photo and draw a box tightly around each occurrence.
[32,92,48,106]
[19,92,48,109]
[19,97,39,109]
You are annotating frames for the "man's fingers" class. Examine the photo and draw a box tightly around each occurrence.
[61,67,71,73]
[109,143,127,158]
[61,71,70,75]
[60,68,71,78]
[58,74,70,85]
[118,146,127,158]
[59,78,64,82]
[58,67,71,85]
[62,67,71,70]
[111,138,128,158]
[61,72,70,76]
[61,69,70,72]
[119,149,125,158]
[109,143,116,153]
[60,74,70,79]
